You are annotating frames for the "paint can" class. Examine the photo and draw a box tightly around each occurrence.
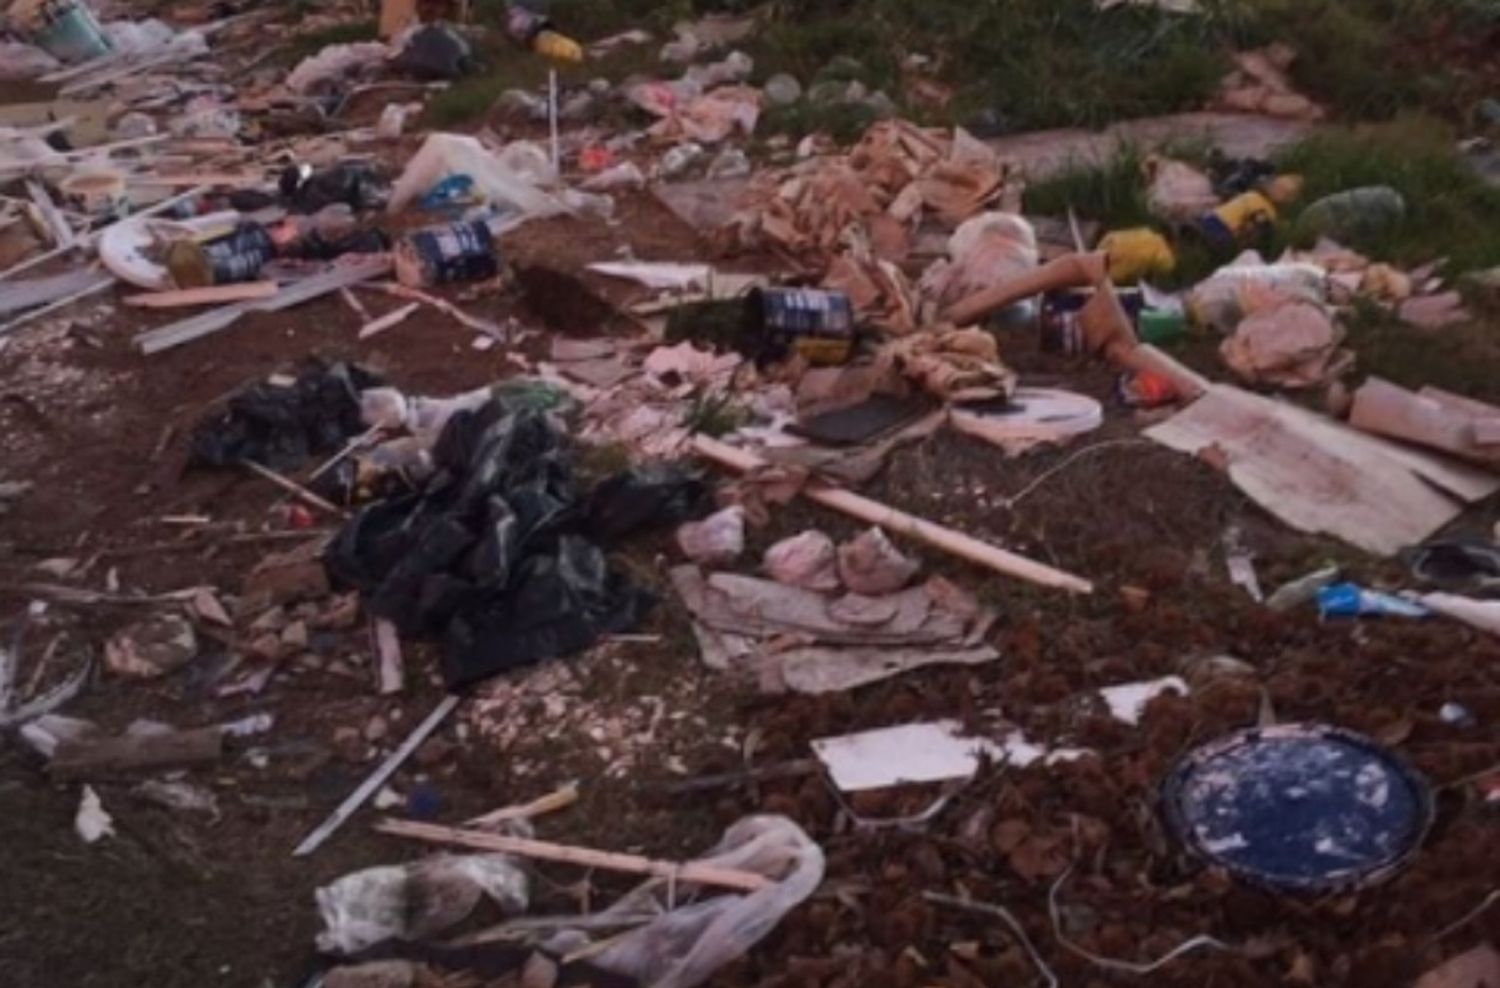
[166,223,277,288]
[59,168,127,222]
[394,219,500,288]
[744,287,855,365]
[25,0,111,64]
[1161,723,1433,893]
[1038,289,1089,356]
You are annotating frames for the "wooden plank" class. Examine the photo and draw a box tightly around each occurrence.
[135,256,391,354]
[293,694,461,856]
[691,435,1093,594]
[1145,385,1475,557]
[375,818,773,892]
[124,282,278,308]
[50,727,223,780]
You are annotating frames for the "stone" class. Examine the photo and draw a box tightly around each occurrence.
[104,614,198,679]
[763,73,803,106]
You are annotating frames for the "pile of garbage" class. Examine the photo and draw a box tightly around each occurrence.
[7,1,1500,986]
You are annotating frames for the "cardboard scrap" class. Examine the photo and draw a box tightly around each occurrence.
[811,719,1087,792]
[1350,377,1500,469]
[1145,385,1499,556]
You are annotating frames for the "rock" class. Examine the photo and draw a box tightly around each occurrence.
[414,736,456,768]
[243,554,329,607]
[104,613,198,679]
[496,88,548,121]
[820,55,866,81]
[312,593,361,630]
[520,952,559,988]
[35,557,78,578]
[324,961,417,988]
[764,531,840,591]
[281,620,309,650]
[113,111,157,139]
[249,606,289,633]
[864,90,898,118]
[559,91,596,122]
[763,73,803,106]
[1119,585,1152,612]
[1181,653,1257,687]
[365,716,389,742]
[837,527,919,595]
[245,633,284,661]
[333,726,363,761]
[189,589,232,627]
[706,147,751,180]
[675,506,745,564]
[660,142,706,178]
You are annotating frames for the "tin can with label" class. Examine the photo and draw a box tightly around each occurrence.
[745,287,855,365]
[167,223,277,288]
[394,219,500,288]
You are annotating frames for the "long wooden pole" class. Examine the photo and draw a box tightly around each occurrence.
[691,435,1093,594]
[375,817,772,892]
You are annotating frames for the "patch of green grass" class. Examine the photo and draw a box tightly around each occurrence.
[683,391,748,437]
[1342,298,1500,404]
[282,18,378,62]
[1275,117,1500,271]
[759,101,883,146]
[1022,146,1155,231]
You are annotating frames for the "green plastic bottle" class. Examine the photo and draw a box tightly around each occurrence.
[1295,186,1406,242]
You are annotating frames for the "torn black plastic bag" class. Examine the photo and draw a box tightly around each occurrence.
[326,397,654,688]
[584,463,712,543]
[189,362,381,470]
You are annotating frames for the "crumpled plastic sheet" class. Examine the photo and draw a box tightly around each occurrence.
[581,815,825,988]
[326,399,704,687]
[189,362,380,470]
[316,853,528,955]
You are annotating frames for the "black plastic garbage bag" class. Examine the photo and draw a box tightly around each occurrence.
[397,23,475,81]
[326,396,662,688]
[1406,537,1500,594]
[189,362,380,470]
[584,463,712,543]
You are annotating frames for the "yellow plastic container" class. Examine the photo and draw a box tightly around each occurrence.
[1100,227,1176,284]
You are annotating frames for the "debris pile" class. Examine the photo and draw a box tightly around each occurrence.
[3,1,1500,986]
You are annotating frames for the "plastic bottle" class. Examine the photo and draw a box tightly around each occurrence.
[1295,186,1406,242]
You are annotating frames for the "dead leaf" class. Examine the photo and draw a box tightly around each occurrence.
[1415,945,1500,988]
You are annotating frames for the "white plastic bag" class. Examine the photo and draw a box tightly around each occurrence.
[387,133,567,219]
[586,816,823,988]
[316,854,528,955]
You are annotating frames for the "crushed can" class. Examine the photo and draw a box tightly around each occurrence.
[744,287,855,365]
[394,219,500,288]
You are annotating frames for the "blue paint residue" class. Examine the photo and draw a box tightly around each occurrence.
[1166,726,1430,890]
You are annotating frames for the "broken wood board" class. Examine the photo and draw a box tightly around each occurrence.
[780,644,999,694]
[0,267,110,319]
[374,818,772,892]
[1349,376,1500,468]
[50,726,223,780]
[135,256,392,354]
[123,282,278,308]
[692,435,1093,593]
[0,270,116,337]
[1145,385,1500,556]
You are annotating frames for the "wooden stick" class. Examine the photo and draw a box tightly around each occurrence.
[240,459,344,517]
[124,282,278,308]
[372,617,404,695]
[466,781,579,828]
[339,287,371,321]
[375,818,773,893]
[365,282,505,340]
[294,694,461,856]
[691,435,1093,594]
[944,252,1107,327]
[358,300,420,339]
[50,727,223,780]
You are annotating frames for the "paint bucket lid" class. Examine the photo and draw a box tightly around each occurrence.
[1162,723,1433,893]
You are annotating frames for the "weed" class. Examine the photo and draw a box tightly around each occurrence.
[1022,146,1154,231]
[1275,117,1500,270]
[281,18,377,62]
[1342,298,1500,403]
[683,391,748,437]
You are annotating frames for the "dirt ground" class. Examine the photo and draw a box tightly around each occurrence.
[3,176,1499,988]
[4,16,1500,988]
